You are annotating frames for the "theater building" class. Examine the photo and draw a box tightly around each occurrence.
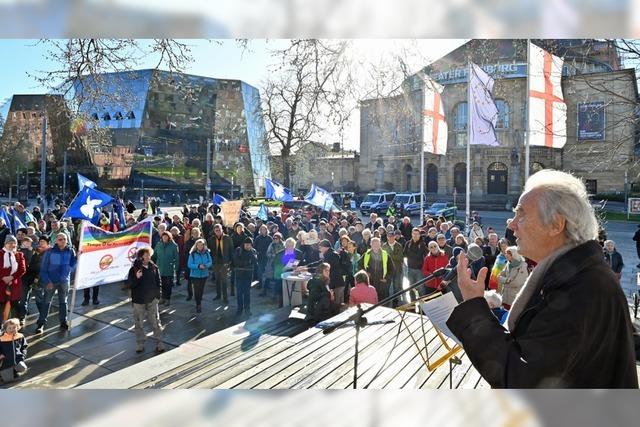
[358,39,639,205]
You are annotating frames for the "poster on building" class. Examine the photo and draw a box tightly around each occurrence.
[74,220,153,290]
[629,198,640,214]
[577,101,605,140]
[220,200,243,227]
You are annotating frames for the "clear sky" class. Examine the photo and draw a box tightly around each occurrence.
[0,39,465,150]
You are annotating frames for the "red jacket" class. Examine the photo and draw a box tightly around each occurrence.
[0,250,26,302]
[421,251,449,289]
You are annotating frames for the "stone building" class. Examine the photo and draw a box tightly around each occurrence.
[270,142,359,195]
[358,39,639,205]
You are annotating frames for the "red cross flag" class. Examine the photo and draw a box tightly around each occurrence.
[422,76,448,155]
[528,42,567,148]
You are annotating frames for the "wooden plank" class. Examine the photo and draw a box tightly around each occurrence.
[283,312,424,389]
[133,319,305,388]
[164,320,311,389]
[332,314,438,389]
[243,308,401,389]
[302,312,424,389]
[208,309,394,388]
[364,321,445,389]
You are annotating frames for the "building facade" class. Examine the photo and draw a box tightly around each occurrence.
[358,39,639,205]
[74,69,271,196]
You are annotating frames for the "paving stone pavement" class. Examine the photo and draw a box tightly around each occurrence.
[1,278,286,389]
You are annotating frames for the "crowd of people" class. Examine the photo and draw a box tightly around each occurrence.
[0,178,634,385]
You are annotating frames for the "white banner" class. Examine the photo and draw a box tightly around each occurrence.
[220,200,243,227]
[74,220,153,290]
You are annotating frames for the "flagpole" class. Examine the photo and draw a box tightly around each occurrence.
[525,39,531,184]
[466,61,471,229]
[420,78,426,226]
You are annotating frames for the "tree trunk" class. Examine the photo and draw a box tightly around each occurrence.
[282,154,291,189]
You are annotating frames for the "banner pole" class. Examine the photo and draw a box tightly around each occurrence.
[67,220,86,331]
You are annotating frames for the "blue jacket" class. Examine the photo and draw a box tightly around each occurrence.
[187,249,213,279]
[40,245,77,284]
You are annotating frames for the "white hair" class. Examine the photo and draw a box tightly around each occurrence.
[484,290,502,309]
[362,229,372,238]
[524,169,599,246]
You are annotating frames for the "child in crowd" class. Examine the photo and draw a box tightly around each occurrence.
[0,318,28,383]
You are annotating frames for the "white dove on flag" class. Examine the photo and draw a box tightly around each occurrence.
[273,183,285,199]
[80,196,102,218]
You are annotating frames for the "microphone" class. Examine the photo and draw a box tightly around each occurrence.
[441,243,484,282]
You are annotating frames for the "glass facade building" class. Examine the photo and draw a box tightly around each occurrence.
[73,69,270,196]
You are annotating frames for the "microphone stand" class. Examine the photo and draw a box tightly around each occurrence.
[322,267,449,388]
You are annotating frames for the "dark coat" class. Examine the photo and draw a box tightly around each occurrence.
[404,239,427,270]
[447,240,639,388]
[322,249,347,290]
[207,234,234,265]
[306,277,332,324]
[604,249,624,274]
[127,260,162,304]
[233,247,259,281]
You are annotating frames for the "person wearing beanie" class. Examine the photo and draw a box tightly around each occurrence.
[317,239,348,308]
[0,236,26,322]
[233,236,259,317]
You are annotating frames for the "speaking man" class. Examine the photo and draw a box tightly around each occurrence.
[447,170,638,388]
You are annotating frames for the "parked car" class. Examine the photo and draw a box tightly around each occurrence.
[392,192,427,216]
[359,192,396,215]
[424,201,457,219]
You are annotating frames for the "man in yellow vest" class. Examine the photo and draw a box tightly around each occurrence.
[358,237,395,302]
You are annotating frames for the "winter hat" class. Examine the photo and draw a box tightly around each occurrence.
[4,235,17,245]
[243,237,254,245]
[318,239,332,248]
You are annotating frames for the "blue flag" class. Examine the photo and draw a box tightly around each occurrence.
[265,178,293,202]
[11,212,26,233]
[213,193,228,205]
[0,208,11,231]
[66,186,114,221]
[304,184,334,211]
[77,173,97,189]
[116,199,126,229]
[257,203,269,221]
[469,63,499,146]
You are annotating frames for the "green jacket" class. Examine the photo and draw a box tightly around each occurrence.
[152,240,179,277]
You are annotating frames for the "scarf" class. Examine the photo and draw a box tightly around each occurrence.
[2,248,18,276]
[506,243,576,332]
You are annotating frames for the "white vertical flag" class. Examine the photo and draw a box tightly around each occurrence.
[528,42,567,148]
[422,75,448,155]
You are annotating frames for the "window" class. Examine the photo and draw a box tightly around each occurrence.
[114,111,123,120]
[91,113,99,121]
[495,99,510,129]
[585,179,597,195]
[126,111,136,120]
[165,94,174,102]
[453,102,467,131]
[102,112,111,121]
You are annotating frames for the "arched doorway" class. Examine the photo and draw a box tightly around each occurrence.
[426,164,438,193]
[453,163,466,193]
[404,164,413,191]
[487,162,508,194]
